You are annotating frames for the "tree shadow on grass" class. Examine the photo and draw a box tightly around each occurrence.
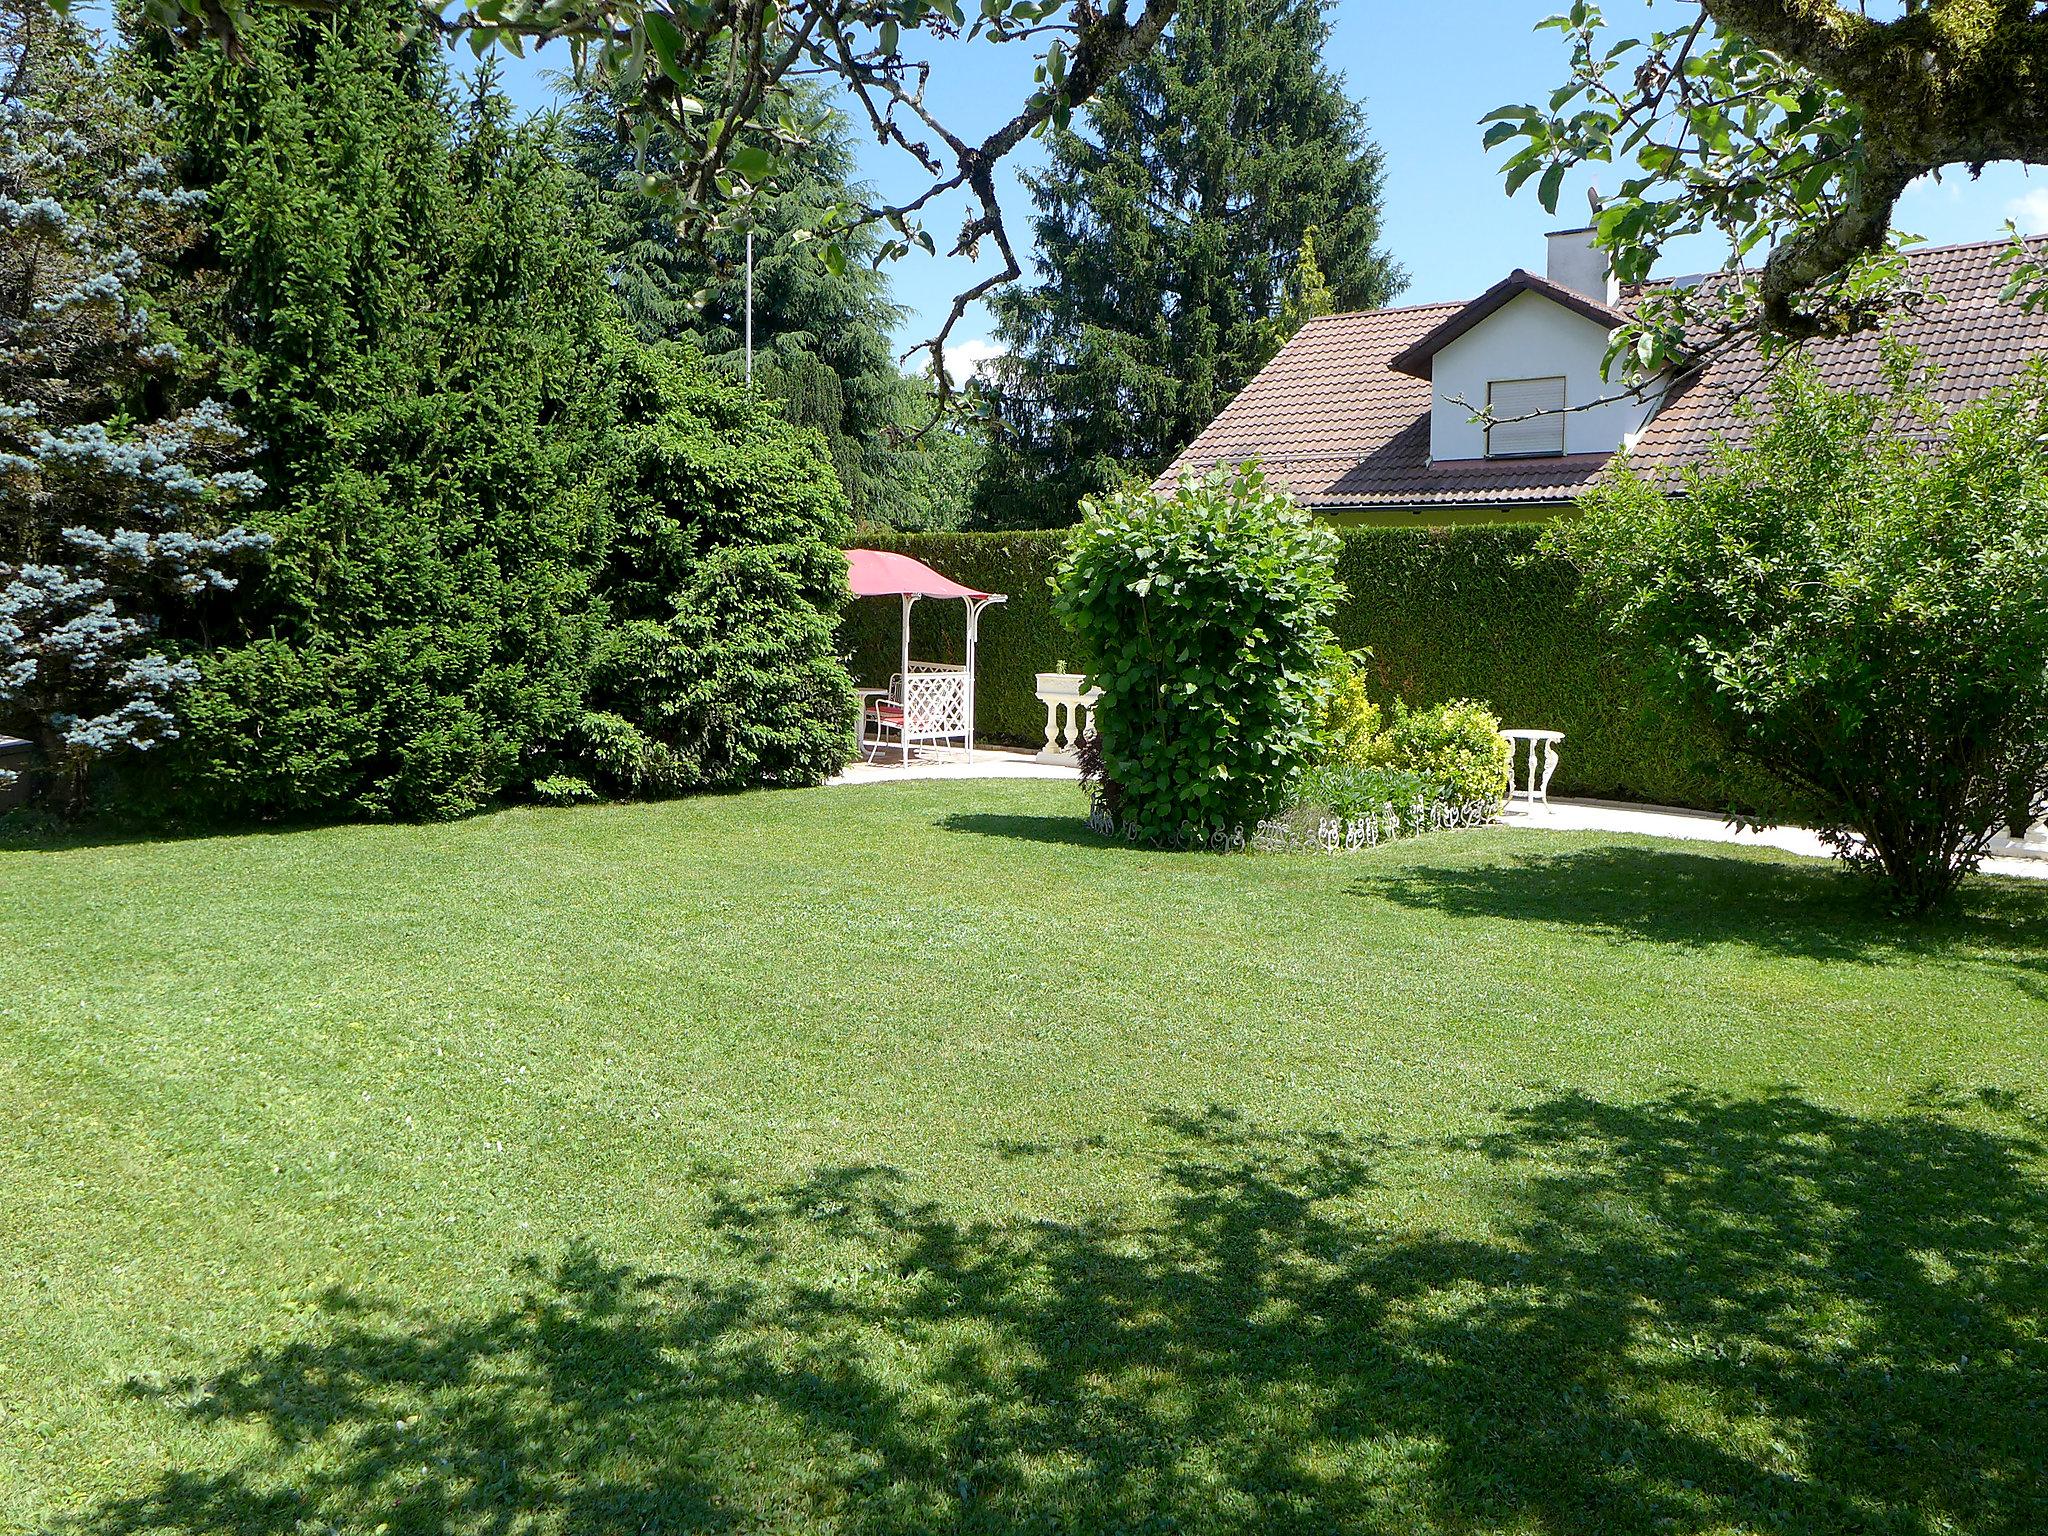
[63,1093,2048,1534]
[1352,842,2048,973]
[939,811,1114,849]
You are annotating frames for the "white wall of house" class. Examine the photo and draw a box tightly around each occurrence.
[1429,290,1665,462]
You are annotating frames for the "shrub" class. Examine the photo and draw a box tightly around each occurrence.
[1054,462,1342,841]
[1291,761,1432,821]
[1328,525,1754,808]
[1364,698,1512,810]
[1311,646,1382,766]
[839,526,1753,809]
[1556,345,2048,912]
[531,773,598,806]
[566,708,692,798]
[576,345,855,794]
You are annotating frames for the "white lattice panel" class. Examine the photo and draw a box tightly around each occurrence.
[901,669,968,742]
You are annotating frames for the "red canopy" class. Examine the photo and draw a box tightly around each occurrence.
[845,548,997,602]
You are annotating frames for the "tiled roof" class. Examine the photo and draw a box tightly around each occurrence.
[1157,237,2048,509]
[1628,240,2048,477]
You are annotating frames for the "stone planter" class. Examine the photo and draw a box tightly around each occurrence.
[1033,673,1101,766]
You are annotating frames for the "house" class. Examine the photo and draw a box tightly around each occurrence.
[1155,232,2048,525]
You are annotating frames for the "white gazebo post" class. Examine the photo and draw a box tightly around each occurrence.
[899,591,917,765]
[963,595,998,763]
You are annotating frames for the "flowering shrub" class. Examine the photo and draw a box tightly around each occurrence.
[1055,463,1341,843]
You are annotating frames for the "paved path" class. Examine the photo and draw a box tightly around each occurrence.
[1503,797,2048,882]
[833,748,2048,881]
[829,744,1081,786]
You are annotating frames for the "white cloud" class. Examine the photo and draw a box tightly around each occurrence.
[937,337,1006,387]
[2007,187,2048,235]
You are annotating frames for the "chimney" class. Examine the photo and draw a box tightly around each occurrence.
[1546,226,1619,306]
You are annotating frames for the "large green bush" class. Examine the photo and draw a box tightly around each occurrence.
[1326,526,1752,807]
[1054,463,1341,839]
[573,346,854,795]
[125,4,616,824]
[1558,347,2048,911]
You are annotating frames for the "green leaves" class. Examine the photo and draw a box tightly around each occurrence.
[1053,462,1342,842]
[725,143,774,183]
[1483,6,1893,365]
[643,12,689,84]
[1555,346,2048,911]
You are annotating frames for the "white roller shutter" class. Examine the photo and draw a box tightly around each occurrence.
[1486,376,1567,457]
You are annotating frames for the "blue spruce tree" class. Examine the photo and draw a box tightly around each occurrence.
[0,1,265,815]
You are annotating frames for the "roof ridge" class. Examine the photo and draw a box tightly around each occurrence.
[1305,299,1467,323]
[1904,233,2047,259]
[1321,236,2040,329]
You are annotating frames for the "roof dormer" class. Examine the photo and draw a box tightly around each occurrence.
[1387,235,1665,464]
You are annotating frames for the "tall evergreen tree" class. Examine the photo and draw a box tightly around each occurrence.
[559,79,979,530]
[974,0,1403,529]
[137,2,622,822]
[0,0,267,815]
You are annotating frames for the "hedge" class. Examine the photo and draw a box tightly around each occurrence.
[839,524,1753,809]
[1326,527,1754,808]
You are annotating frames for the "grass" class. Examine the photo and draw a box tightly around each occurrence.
[3,777,2046,1535]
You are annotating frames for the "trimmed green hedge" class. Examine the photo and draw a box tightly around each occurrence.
[1327,527,1752,808]
[839,524,1752,809]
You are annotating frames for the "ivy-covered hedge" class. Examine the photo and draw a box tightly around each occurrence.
[840,523,1752,809]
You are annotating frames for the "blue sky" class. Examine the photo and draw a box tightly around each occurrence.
[477,1,2048,362]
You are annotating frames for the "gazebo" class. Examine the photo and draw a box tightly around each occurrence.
[846,549,1006,764]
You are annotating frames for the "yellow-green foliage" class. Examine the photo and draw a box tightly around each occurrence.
[1364,698,1514,807]
[1312,646,1383,766]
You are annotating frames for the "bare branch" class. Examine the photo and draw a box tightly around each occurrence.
[143,0,1184,393]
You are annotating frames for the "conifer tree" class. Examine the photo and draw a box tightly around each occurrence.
[142,3,622,821]
[560,79,978,529]
[0,1,266,815]
[974,0,1403,529]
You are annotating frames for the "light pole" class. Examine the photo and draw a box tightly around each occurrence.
[744,227,754,386]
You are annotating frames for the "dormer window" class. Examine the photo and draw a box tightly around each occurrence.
[1486,376,1566,458]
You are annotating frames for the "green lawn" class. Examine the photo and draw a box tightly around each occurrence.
[4,779,2046,1535]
